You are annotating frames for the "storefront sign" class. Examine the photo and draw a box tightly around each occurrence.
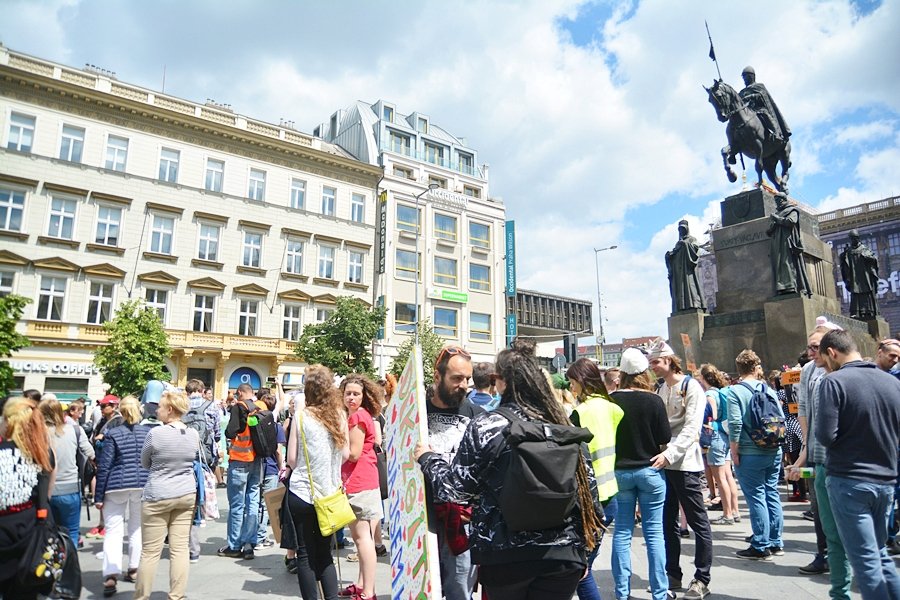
[228,367,261,389]
[505,220,516,297]
[377,190,388,274]
[429,188,468,212]
[506,314,517,344]
[384,345,441,599]
[427,288,468,303]
[11,361,101,375]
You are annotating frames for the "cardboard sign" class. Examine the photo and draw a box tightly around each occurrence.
[787,402,799,415]
[384,345,441,599]
[680,333,698,372]
[781,370,801,386]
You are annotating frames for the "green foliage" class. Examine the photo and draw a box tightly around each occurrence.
[93,299,170,397]
[0,294,31,397]
[294,296,386,376]
[389,319,445,386]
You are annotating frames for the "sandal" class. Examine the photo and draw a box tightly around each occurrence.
[123,568,138,583]
[103,576,117,597]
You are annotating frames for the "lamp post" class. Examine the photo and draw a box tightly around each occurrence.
[414,183,440,345]
[594,245,617,365]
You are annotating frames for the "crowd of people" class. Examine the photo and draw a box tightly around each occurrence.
[0,329,898,600]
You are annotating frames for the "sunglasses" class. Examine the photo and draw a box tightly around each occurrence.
[807,344,819,352]
[434,346,471,370]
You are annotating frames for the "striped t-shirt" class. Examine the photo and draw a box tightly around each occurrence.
[140,423,199,502]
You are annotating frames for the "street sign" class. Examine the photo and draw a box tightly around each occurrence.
[552,354,566,371]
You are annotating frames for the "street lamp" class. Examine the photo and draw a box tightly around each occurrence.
[594,245,617,365]
[414,183,440,345]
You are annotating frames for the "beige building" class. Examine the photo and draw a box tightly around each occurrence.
[315,100,507,370]
[0,47,381,400]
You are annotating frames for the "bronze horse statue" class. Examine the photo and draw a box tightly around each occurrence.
[705,79,791,193]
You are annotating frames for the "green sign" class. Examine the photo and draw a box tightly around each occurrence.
[429,289,468,303]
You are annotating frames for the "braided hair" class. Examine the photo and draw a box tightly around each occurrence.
[496,339,604,550]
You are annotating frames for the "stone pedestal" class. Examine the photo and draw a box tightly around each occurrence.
[667,309,706,369]
[866,318,891,343]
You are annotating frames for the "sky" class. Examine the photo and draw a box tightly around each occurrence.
[1,0,898,345]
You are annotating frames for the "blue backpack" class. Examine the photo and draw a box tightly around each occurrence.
[739,381,785,449]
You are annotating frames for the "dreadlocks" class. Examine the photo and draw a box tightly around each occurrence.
[496,338,605,550]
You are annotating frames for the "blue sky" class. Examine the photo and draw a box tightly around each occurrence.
[1,0,898,343]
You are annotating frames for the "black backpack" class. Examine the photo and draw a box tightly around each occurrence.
[245,400,278,459]
[493,407,594,532]
[183,400,215,465]
[738,381,786,449]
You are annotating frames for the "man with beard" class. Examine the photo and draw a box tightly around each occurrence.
[426,346,481,600]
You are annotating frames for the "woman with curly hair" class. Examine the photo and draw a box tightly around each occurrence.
[416,340,605,599]
[337,374,383,600]
[0,397,55,599]
[699,363,741,525]
[286,365,349,600]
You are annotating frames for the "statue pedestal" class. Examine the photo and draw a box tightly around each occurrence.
[668,309,706,369]
[865,318,891,342]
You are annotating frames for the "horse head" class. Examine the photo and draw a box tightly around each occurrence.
[705,79,729,123]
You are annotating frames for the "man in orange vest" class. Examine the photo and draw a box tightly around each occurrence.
[218,383,266,560]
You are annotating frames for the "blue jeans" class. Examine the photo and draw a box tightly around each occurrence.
[612,468,667,600]
[577,496,617,600]
[734,450,783,551]
[226,459,262,551]
[49,492,82,545]
[437,527,476,600]
[256,473,279,544]
[826,475,900,600]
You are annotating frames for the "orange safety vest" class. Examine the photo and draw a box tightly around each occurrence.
[229,399,267,463]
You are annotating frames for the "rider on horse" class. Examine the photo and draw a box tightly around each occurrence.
[739,66,791,144]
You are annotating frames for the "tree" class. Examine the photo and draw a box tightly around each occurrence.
[294,296,386,376]
[94,299,170,397]
[389,319,446,386]
[0,294,31,397]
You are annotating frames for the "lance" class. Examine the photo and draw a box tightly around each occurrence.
[705,20,723,81]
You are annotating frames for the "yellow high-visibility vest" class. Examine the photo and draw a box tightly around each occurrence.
[574,394,623,502]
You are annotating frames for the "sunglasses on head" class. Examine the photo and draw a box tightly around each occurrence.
[434,346,471,370]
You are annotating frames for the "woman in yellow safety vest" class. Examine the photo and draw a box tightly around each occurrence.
[567,358,624,600]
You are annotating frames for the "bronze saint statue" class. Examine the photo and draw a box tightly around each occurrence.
[739,66,791,143]
[665,220,706,313]
[766,193,812,297]
[840,229,880,319]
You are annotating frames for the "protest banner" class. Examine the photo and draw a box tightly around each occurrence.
[384,345,441,599]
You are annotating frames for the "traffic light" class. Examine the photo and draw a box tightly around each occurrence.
[564,333,578,363]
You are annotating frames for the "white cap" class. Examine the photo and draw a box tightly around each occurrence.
[647,338,675,359]
[620,348,649,375]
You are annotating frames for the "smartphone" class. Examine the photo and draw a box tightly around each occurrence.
[266,376,277,385]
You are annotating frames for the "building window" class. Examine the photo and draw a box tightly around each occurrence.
[316,308,333,322]
[283,305,302,340]
[205,158,224,192]
[105,135,128,171]
[428,175,447,189]
[424,142,444,166]
[149,214,174,254]
[434,307,458,337]
[248,168,266,201]
[383,106,394,122]
[37,276,66,321]
[318,246,335,279]
[95,205,122,246]
[158,148,180,183]
[463,185,481,198]
[434,213,457,242]
[242,231,263,268]
[321,186,336,216]
[350,193,365,223]
[888,232,900,256]
[0,271,14,297]
[417,117,428,134]
[395,249,419,281]
[47,197,76,239]
[290,179,306,210]
[470,263,491,291]
[7,112,35,152]
[458,152,474,175]
[145,288,168,323]
[285,239,304,274]
[389,130,411,156]
[238,300,258,336]
[86,281,114,325]
[470,312,491,342]
[198,224,220,262]
[348,250,364,283]
[396,204,420,233]
[59,125,85,162]
[393,165,413,179]
[193,294,215,332]
[469,222,491,249]
[866,236,878,255]
[0,188,25,231]
[434,257,458,287]
[394,302,417,332]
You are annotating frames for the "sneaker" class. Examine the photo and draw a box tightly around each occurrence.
[744,534,753,543]
[707,501,723,511]
[736,546,772,561]
[733,514,742,523]
[346,552,359,562]
[678,527,690,538]
[802,510,815,522]
[710,516,734,525]
[242,547,255,560]
[798,554,829,574]
[338,584,361,597]
[683,579,710,600]
[217,546,242,558]
[190,554,200,563]
[285,557,298,574]
[256,538,275,549]
[769,546,785,556]
[375,544,388,557]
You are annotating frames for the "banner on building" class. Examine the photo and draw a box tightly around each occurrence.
[377,190,388,274]
[505,220,516,297]
[384,345,441,599]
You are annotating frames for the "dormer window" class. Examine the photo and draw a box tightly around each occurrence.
[417,117,428,134]
[383,106,394,122]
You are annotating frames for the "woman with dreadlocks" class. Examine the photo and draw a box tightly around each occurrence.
[415,339,604,600]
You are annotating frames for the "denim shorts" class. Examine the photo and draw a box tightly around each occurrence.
[707,428,731,466]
